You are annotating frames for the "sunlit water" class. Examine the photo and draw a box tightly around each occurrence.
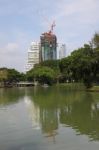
[0,84,99,150]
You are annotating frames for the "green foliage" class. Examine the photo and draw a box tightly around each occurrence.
[33,66,56,85]
[7,69,21,82]
[26,69,35,81]
[19,73,26,81]
[26,33,99,88]
[26,60,61,84]
[40,60,61,83]
[0,68,25,87]
[40,60,60,72]
[1,32,99,88]
[59,56,72,82]
[91,32,99,48]
[59,37,99,88]
[0,68,8,82]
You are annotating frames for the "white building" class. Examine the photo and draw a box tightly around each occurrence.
[57,44,66,59]
[26,42,40,72]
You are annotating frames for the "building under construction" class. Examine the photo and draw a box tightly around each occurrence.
[40,22,57,62]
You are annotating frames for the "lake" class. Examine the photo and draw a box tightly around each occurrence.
[0,84,99,150]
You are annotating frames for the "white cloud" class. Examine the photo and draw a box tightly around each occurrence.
[0,43,19,55]
[0,0,99,71]
[0,41,26,71]
[52,0,99,29]
[0,29,32,71]
[50,0,99,52]
[6,43,18,53]
[55,0,98,18]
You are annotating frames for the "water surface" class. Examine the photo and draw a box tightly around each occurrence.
[0,85,99,150]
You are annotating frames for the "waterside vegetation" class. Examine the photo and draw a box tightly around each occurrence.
[0,33,99,89]
[27,33,99,89]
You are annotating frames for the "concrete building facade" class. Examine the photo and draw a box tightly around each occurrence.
[58,44,66,59]
[26,42,40,72]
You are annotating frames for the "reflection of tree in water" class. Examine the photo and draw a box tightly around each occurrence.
[28,86,59,142]
[0,87,25,105]
[26,85,99,142]
[28,86,84,141]
[60,92,99,141]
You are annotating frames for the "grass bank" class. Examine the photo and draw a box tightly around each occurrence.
[87,86,99,92]
[55,83,85,91]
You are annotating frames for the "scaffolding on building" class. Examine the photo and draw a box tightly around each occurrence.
[40,22,57,62]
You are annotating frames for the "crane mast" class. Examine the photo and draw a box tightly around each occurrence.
[49,21,56,34]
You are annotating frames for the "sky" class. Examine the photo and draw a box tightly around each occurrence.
[0,0,99,72]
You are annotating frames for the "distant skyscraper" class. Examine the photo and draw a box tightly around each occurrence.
[58,44,66,59]
[40,32,57,62]
[26,42,40,72]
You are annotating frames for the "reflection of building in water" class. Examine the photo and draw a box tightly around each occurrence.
[24,96,59,142]
[24,97,40,129]
[40,108,58,143]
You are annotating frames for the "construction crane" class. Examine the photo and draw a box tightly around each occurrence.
[49,21,56,34]
[37,10,56,33]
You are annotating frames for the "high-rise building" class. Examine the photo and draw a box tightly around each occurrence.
[58,44,66,59]
[40,32,57,62]
[26,42,40,72]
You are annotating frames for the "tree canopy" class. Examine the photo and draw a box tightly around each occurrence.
[1,33,99,88]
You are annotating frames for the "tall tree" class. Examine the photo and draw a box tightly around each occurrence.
[91,32,99,49]
[0,68,8,82]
